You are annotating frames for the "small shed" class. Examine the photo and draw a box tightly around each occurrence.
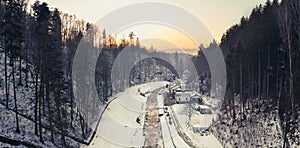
[197,105,212,114]
[174,91,192,103]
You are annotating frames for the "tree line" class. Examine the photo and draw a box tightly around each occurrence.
[0,0,197,146]
[0,0,105,146]
[220,0,299,146]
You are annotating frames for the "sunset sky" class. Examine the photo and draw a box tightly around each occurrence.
[34,0,267,54]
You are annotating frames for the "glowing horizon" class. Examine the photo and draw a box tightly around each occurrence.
[31,0,268,54]
[114,24,201,55]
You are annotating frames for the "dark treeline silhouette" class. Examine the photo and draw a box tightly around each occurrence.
[220,0,299,146]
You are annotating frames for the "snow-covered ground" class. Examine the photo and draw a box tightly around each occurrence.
[211,111,284,147]
[172,104,222,148]
[86,81,296,148]
[0,51,82,147]
[210,97,287,147]
[157,93,190,148]
[0,104,56,148]
[86,81,222,148]
[158,113,191,148]
[85,81,168,147]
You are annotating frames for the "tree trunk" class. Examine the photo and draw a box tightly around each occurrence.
[59,106,66,146]
[55,89,66,146]
[279,78,282,99]
[258,48,261,112]
[18,57,22,86]
[248,66,251,111]
[34,73,38,136]
[283,116,290,148]
[12,60,20,133]
[38,73,44,143]
[70,81,74,129]
[276,57,280,98]
[5,47,9,109]
[25,45,28,87]
[266,45,270,108]
[46,81,54,142]
[287,36,294,120]
[239,60,243,123]
[232,72,236,122]
[251,68,254,112]
[80,113,85,138]
[263,71,266,107]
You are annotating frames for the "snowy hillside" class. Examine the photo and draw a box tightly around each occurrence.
[0,49,85,147]
[211,97,300,147]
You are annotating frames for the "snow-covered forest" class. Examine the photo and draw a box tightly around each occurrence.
[0,0,299,147]
[0,0,210,147]
[217,0,300,147]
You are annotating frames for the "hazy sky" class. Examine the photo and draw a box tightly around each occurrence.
[35,0,267,54]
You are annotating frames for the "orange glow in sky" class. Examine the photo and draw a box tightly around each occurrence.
[116,24,200,54]
[32,0,268,54]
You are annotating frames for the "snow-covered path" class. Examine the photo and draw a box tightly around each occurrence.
[158,110,191,148]
[157,93,190,148]
[85,81,168,147]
